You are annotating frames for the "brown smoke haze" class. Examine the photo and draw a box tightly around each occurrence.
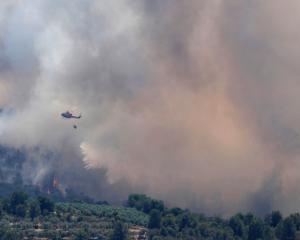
[1,0,300,215]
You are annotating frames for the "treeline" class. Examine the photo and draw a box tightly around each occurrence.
[0,191,148,240]
[0,192,56,240]
[1,191,300,239]
[127,194,300,240]
[0,191,54,219]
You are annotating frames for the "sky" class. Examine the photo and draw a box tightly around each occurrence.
[1,0,300,215]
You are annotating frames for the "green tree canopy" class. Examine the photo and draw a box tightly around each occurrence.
[280,217,296,240]
[29,200,41,220]
[8,191,28,214]
[149,209,162,229]
[248,219,264,240]
[229,215,245,238]
[38,196,54,215]
[111,221,127,240]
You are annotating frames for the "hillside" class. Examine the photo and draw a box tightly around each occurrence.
[0,193,148,240]
[0,192,300,240]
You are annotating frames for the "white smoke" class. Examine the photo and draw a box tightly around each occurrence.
[1,0,300,215]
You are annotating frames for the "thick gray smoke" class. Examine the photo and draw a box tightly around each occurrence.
[1,0,300,215]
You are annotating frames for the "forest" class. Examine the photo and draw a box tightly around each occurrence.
[0,192,299,240]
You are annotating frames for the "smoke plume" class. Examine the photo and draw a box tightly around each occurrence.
[1,0,300,215]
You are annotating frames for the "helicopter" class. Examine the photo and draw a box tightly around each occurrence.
[61,111,82,129]
[61,111,81,119]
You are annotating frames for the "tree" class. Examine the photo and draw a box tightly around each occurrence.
[127,194,148,211]
[9,191,28,214]
[127,194,165,213]
[150,199,165,212]
[244,213,255,226]
[10,192,28,206]
[263,225,276,240]
[229,215,245,238]
[2,198,10,213]
[162,214,176,229]
[271,211,282,227]
[111,221,127,240]
[38,196,54,215]
[290,213,300,230]
[149,209,161,229]
[29,200,41,220]
[281,217,296,240]
[265,211,282,228]
[215,227,235,240]
[170,207,184,216]
[143,199,152,214]
[15,204,26,218]
[178,212,197,229]
[248,219,264,240]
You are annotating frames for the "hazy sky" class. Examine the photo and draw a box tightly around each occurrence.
[1,0,300,215]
